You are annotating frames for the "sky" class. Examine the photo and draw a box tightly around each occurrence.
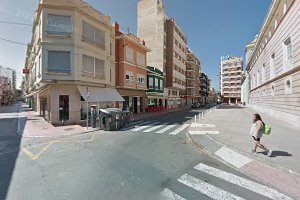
[0,0,271,89]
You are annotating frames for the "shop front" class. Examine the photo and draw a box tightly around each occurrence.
[116,88,145,114]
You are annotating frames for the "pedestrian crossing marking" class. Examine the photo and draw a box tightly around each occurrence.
[131,122,160,131]
[190,123,216,128]
[178,174,246,200]
[169,124,190,135]
[215,146,252,168]
[161,188,186,200]
[143,124,165,133]
[189,131,220,135]
[194,163,293,200]
[156,125,177,133]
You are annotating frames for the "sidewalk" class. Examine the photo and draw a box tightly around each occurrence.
[130,106,190,121]
[188,104,300,199]
[19,104,97,138]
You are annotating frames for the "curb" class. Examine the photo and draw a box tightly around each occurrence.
[187,132,300,199]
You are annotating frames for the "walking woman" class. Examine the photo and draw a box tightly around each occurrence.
[250,114,272,157]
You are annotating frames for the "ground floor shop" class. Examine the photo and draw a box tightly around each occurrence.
[25,84,124,126]
[116,89,145,114]
[223,97,241,104]
[145,93,167,111]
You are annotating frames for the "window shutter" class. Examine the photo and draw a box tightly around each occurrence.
[82,55,94,73]
[48,51,70,73]
[48,15,71,35]
[95,58,105,75]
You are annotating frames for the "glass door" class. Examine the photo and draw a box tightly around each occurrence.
[59,95,69,122]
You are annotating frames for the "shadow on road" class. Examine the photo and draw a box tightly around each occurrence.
[0,102,26,200]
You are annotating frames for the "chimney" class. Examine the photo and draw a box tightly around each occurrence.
[142,40,145,46]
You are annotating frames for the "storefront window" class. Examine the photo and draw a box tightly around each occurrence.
[80,96,114,120]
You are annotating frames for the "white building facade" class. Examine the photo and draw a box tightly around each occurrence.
[24,0,123,125]
[247,0,300,125]
[220,56,243,104]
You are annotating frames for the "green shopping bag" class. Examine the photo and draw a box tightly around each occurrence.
[263,124,271,135]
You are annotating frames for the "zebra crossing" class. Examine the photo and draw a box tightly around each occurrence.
[160,163,293,200]
[120,120,190,135]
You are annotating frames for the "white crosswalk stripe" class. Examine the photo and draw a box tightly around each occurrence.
[178,174,246,200]
[194,163,293,200]
[119,121,152,131]
[169,124,190,135]
[156,125,177,133]
[131,122,160,132]
[160,188,186,200]
[143,124,165,133]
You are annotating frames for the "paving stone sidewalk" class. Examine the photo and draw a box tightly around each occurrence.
[188,104,300,199]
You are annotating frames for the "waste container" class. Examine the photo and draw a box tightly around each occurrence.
[122,111,130,126]
[99,108,124,131]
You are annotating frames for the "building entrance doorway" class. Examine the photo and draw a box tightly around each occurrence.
[59,95,69,122]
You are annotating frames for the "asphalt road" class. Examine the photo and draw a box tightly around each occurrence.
[0,105,292,200]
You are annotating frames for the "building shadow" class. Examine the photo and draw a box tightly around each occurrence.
[0,102,25,200]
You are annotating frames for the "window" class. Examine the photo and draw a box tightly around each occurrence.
[262,64,266,83]
[160,79,163,90]
[126,46,134,61]
[82,21,105,48]
[48,51,70,73]
[137,75,145,85]
[38,55,41,77]
[126,71,134,85]
[137,52,145,66]
[82,55,105,77]
[48,14,71,35]
[257,70,260,86]
[155,78,159,90]
[270,53,275,79]
[149,77,154,89]
[283,37,292,72]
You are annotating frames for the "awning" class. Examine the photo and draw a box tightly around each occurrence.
[77,86,124,102]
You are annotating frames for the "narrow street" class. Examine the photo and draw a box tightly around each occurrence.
[0,105,293,200]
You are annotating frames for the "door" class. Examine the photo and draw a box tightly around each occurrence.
[140,97,144,112]
[133,97,138,114]
[59,95,69,122]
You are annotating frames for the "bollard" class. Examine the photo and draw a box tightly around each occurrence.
[202,112,204,119]
[198,113,201,120]
[195,115,197,123]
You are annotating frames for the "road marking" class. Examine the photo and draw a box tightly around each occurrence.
[123,121,154,131]
[178,174,245,200]
[161,188,186,200]
[143,124,164,133]
[131,122,160,132]
[169,124,190,135]
[189,131,220,135]
[129,120,143,126]
[156,125,177,133]
[215,146,252,168]
[195,163,294,200]
[190,123,216,128]
[21,133,96,160]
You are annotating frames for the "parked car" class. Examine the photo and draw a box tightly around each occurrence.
[191,103,203,108]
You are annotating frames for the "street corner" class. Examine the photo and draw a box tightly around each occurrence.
[20,132,97,160]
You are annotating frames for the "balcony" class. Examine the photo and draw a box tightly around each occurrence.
[186,67,196,72]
